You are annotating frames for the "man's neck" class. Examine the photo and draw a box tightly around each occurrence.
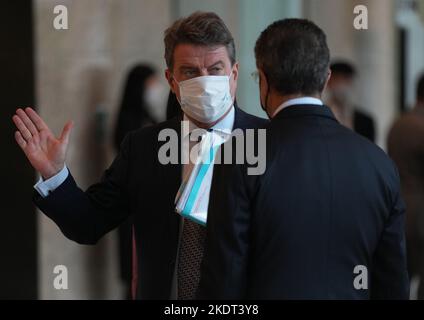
[267,93,321,117]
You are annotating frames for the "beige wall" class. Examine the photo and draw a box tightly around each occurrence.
[35,0,171,299]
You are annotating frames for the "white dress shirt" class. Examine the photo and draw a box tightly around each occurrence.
[171,106,234,299]
[181,106,234,179]
[272,97,323,118]
[34,165,69,197]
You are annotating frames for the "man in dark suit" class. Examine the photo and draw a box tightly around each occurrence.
[388,73,424,299]
[198,18,409,299]
[325,61,376,143]
[12,12,266,299]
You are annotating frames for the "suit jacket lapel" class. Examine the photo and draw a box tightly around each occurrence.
[156,117,182,254]
[233,106,248,130]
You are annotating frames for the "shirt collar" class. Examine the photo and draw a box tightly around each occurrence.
[273,97,323,118]
[183,105,235,138]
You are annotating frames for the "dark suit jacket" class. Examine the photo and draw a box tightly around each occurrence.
[198,105,409,300]
[33,107,267,299]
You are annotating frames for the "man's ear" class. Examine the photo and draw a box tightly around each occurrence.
[258,69,268,92]
[165,69,177,94]
[229,62,239,100]
[231,62,239,82]
[323,69,332,92]
[257,68,268,108]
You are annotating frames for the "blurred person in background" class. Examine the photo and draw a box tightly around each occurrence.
[388,73,424,299]
[113,63,167,298]
[114,64,167,149]
[324,61,375,142]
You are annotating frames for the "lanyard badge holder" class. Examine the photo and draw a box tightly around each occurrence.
[175,130,229,226]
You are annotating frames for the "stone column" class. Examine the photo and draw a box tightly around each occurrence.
[305,0,397,148]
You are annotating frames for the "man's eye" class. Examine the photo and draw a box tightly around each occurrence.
[184,70,195,76]
[210,67,222,73]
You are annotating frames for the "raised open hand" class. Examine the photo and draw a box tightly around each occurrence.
[12,107,73,179]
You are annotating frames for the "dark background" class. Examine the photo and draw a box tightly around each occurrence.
[0,1,37,299]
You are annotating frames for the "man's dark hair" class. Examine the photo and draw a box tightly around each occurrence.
[417,73,424,102]
[255,18,330,96]
[164,11,236,69]
[330,61,357,78]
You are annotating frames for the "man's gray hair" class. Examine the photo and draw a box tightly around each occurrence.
[164,11,236,69]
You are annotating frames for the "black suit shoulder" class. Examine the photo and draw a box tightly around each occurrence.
[266,110,398,200]
[130,116,181,142]
[334,121,399,191]
[234,107,268,130]
[201,105,409,299]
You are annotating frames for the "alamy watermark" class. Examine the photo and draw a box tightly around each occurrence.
[158,121,267,176]
[353,265,368,290]
[353,5,368,30]
[53,265,68,290]
[53,5,68,30]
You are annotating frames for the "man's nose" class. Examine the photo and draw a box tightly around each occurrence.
[200,69,209,77]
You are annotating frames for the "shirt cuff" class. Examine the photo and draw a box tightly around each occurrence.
[34,165,69,198]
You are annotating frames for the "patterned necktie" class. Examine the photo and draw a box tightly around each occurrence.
[176,129,213,300]
[177,218,206,300]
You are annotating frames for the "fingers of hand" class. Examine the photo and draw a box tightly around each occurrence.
[12,113,33,142]
[15,131,27,149]
[60,120,74,144]
[16,108,39,137]
[25,107,48,131]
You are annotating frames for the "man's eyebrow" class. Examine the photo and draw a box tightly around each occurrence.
[207,61,225,68]
[179,65,199,71]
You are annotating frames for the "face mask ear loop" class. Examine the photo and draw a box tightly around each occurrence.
[171,75,184,108]
[265,84,270,116]
[260,71,271,119]
[228,68,233,80]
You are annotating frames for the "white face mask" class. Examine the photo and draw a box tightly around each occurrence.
[177,75,233,123]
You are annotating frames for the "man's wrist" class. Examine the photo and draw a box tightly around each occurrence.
[34,165,69,197]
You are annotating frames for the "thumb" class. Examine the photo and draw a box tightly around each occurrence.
[59,120,74,145]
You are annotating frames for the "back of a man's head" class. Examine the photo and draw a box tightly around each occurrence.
[417,73,424,104]
[255,18,330,96]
